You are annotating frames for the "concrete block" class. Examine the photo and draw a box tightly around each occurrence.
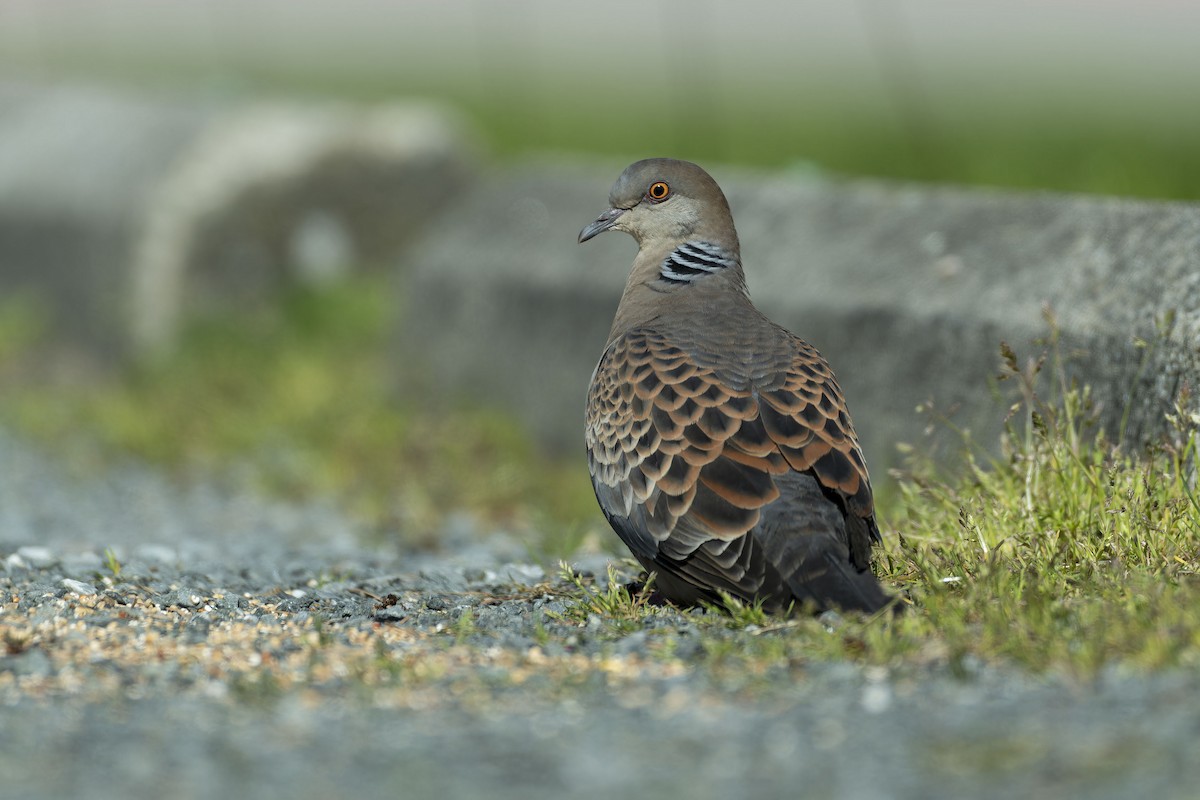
[0,83,475,362]
[401,160,1200,474]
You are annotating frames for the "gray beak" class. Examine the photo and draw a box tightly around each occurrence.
[578,207,625,243]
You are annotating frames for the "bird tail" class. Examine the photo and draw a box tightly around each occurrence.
[754,474,896,615]
[782,543,895,614]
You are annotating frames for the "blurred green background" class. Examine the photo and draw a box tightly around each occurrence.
[2,0,1199,555]
[4,0,1200,198]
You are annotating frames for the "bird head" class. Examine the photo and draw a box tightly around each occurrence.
[578,158,739,251]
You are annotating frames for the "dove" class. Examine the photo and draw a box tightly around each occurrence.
[580,158,892,613]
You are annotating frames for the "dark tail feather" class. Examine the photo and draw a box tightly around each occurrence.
[786,547,894,614]
[755,473,896,615]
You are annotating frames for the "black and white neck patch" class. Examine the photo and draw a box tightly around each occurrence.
[659,241,738,285]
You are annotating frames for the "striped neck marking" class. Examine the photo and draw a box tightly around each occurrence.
[659,241,738,285]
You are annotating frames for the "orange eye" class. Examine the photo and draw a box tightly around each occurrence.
[647,181,670,201]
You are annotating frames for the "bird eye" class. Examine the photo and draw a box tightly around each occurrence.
[647,181,670,201]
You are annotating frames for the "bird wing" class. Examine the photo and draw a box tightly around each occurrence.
[586,326,878,606]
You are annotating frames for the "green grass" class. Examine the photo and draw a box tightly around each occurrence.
[0,281,600,552]
[866,344,1200,675]
[554,340,1200,677]
[2,283,1197,677]
[552,563,671,635]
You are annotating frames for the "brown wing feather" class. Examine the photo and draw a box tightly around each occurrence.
[766,337,875,523]
[586,327,880,608]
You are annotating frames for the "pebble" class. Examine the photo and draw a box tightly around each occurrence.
[210,595,240,612]
[374,605,409,622]
[61,578,98,595]
[168,589,205,608]
[16,546,56,569]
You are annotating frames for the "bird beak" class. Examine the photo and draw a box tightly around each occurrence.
[578,207,625,243]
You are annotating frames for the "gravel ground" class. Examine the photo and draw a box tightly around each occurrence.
[2,429,1199,800]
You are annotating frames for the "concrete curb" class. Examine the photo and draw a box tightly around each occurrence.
[0,83,475,363]
[401,159,1200,473]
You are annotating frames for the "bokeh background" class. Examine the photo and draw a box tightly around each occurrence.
[2,0,1199,557]
[5,0,1200,195]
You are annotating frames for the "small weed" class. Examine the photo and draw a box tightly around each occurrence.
[102,548,122,580]
[452,609,477,644]
[553,562,664,634]
[531,615,551,648]
[704,591,772,629]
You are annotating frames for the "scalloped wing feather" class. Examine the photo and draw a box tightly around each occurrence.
[586,327,885,611]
